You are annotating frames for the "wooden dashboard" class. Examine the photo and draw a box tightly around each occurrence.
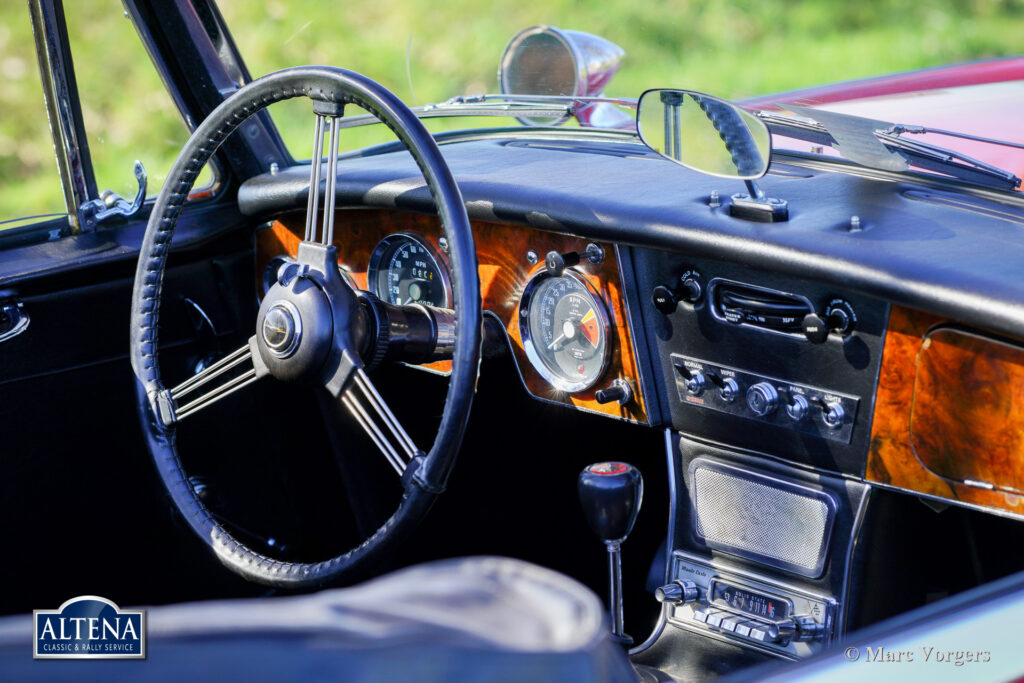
[255,208,649,423]
[868,305,1024,518]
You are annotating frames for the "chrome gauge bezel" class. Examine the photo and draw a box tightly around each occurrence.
[367,232,452,308]
[520,269,612,393]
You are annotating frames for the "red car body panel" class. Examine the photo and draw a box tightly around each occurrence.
[740,57,1024,187]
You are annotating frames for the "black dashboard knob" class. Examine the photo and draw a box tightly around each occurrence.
[803,300,857,343]
[651,285,680,314]
[595,379,633,406]
[802,313,830,344]
[651,271,703,314]
[826,299,857,335]
[680,276,702,303]
[545,250,581,277]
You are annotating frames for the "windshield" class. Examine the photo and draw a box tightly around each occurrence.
[218,0,1024,188]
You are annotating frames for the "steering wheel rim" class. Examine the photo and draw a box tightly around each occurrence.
[130,66,481,588]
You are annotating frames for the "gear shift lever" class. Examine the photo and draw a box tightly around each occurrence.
[578,462,643,646]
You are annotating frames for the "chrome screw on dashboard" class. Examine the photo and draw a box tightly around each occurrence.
[525,249,539,265]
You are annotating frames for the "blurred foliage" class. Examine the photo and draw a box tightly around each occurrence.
[2,0,1024,224]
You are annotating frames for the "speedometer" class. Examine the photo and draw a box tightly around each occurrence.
[367,233,451,308]
[520,271,611,392]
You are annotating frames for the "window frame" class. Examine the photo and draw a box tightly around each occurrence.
[3,0,290,252]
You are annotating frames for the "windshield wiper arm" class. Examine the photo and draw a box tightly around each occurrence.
[757,110,1022,191]
[333,94,637,131]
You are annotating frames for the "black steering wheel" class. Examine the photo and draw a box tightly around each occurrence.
[130,67,481,588]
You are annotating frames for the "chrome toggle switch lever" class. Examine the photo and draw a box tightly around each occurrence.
[578,462,643,647]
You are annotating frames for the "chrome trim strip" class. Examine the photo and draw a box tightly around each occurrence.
[628,427,678,656]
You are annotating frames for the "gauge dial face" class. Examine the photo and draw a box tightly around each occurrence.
[521,272,611,392]
[367,234,450,308]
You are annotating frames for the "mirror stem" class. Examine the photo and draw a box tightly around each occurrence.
[744,179,766,201]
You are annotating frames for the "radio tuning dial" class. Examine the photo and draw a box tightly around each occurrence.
[746,382,779,416]
[655,580,699,605]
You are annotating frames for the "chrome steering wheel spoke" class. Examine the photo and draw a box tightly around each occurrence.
[303,109,342,247]
[156,337,267,426]
[341,368,420,477]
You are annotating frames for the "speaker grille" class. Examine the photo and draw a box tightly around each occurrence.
[690,460,835,576]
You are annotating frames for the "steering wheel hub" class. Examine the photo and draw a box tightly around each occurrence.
[256,275,336,383]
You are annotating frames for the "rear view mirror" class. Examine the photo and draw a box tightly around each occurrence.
[636,89,770,180]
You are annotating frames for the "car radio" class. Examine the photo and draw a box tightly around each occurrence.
[657,551,836,659]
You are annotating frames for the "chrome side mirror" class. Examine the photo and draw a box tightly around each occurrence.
[499,26,627,127]
[637,89,787,221]
[637,89,770,179]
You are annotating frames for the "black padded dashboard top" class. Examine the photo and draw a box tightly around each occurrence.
[238,133,1024,338]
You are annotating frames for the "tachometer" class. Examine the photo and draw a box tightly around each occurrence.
[367,233,451,308]
[520,271,611,392]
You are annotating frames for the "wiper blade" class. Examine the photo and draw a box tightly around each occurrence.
[757,109,1022,191]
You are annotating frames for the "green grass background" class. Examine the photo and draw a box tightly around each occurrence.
[2,0,1023,224]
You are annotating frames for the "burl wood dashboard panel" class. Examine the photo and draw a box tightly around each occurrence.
[868,306,1024,517]
[256,208,648,423]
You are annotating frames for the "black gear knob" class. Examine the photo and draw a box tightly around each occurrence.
[578,462,643,543]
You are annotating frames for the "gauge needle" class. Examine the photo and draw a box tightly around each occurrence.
[547,333,566,350]
[547,319,579,350]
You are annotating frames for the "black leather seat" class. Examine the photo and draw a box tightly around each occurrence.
[0,556,637,682]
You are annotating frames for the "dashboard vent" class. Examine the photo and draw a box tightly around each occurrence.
[709,280,812,335]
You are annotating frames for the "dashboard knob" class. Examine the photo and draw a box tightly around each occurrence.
[545,244,604,277]
[746,382,779,416]
[651,271,704,314]
[803,300,857,343]
[822,402,845,429]
[595,379,634,406]
[801,312,830,344]
[680,276,702,304]
[545,250,581,277]
[826,299,857,335]
[655,580,699,605]
[651,285,680,314]
[785,393,809,421]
